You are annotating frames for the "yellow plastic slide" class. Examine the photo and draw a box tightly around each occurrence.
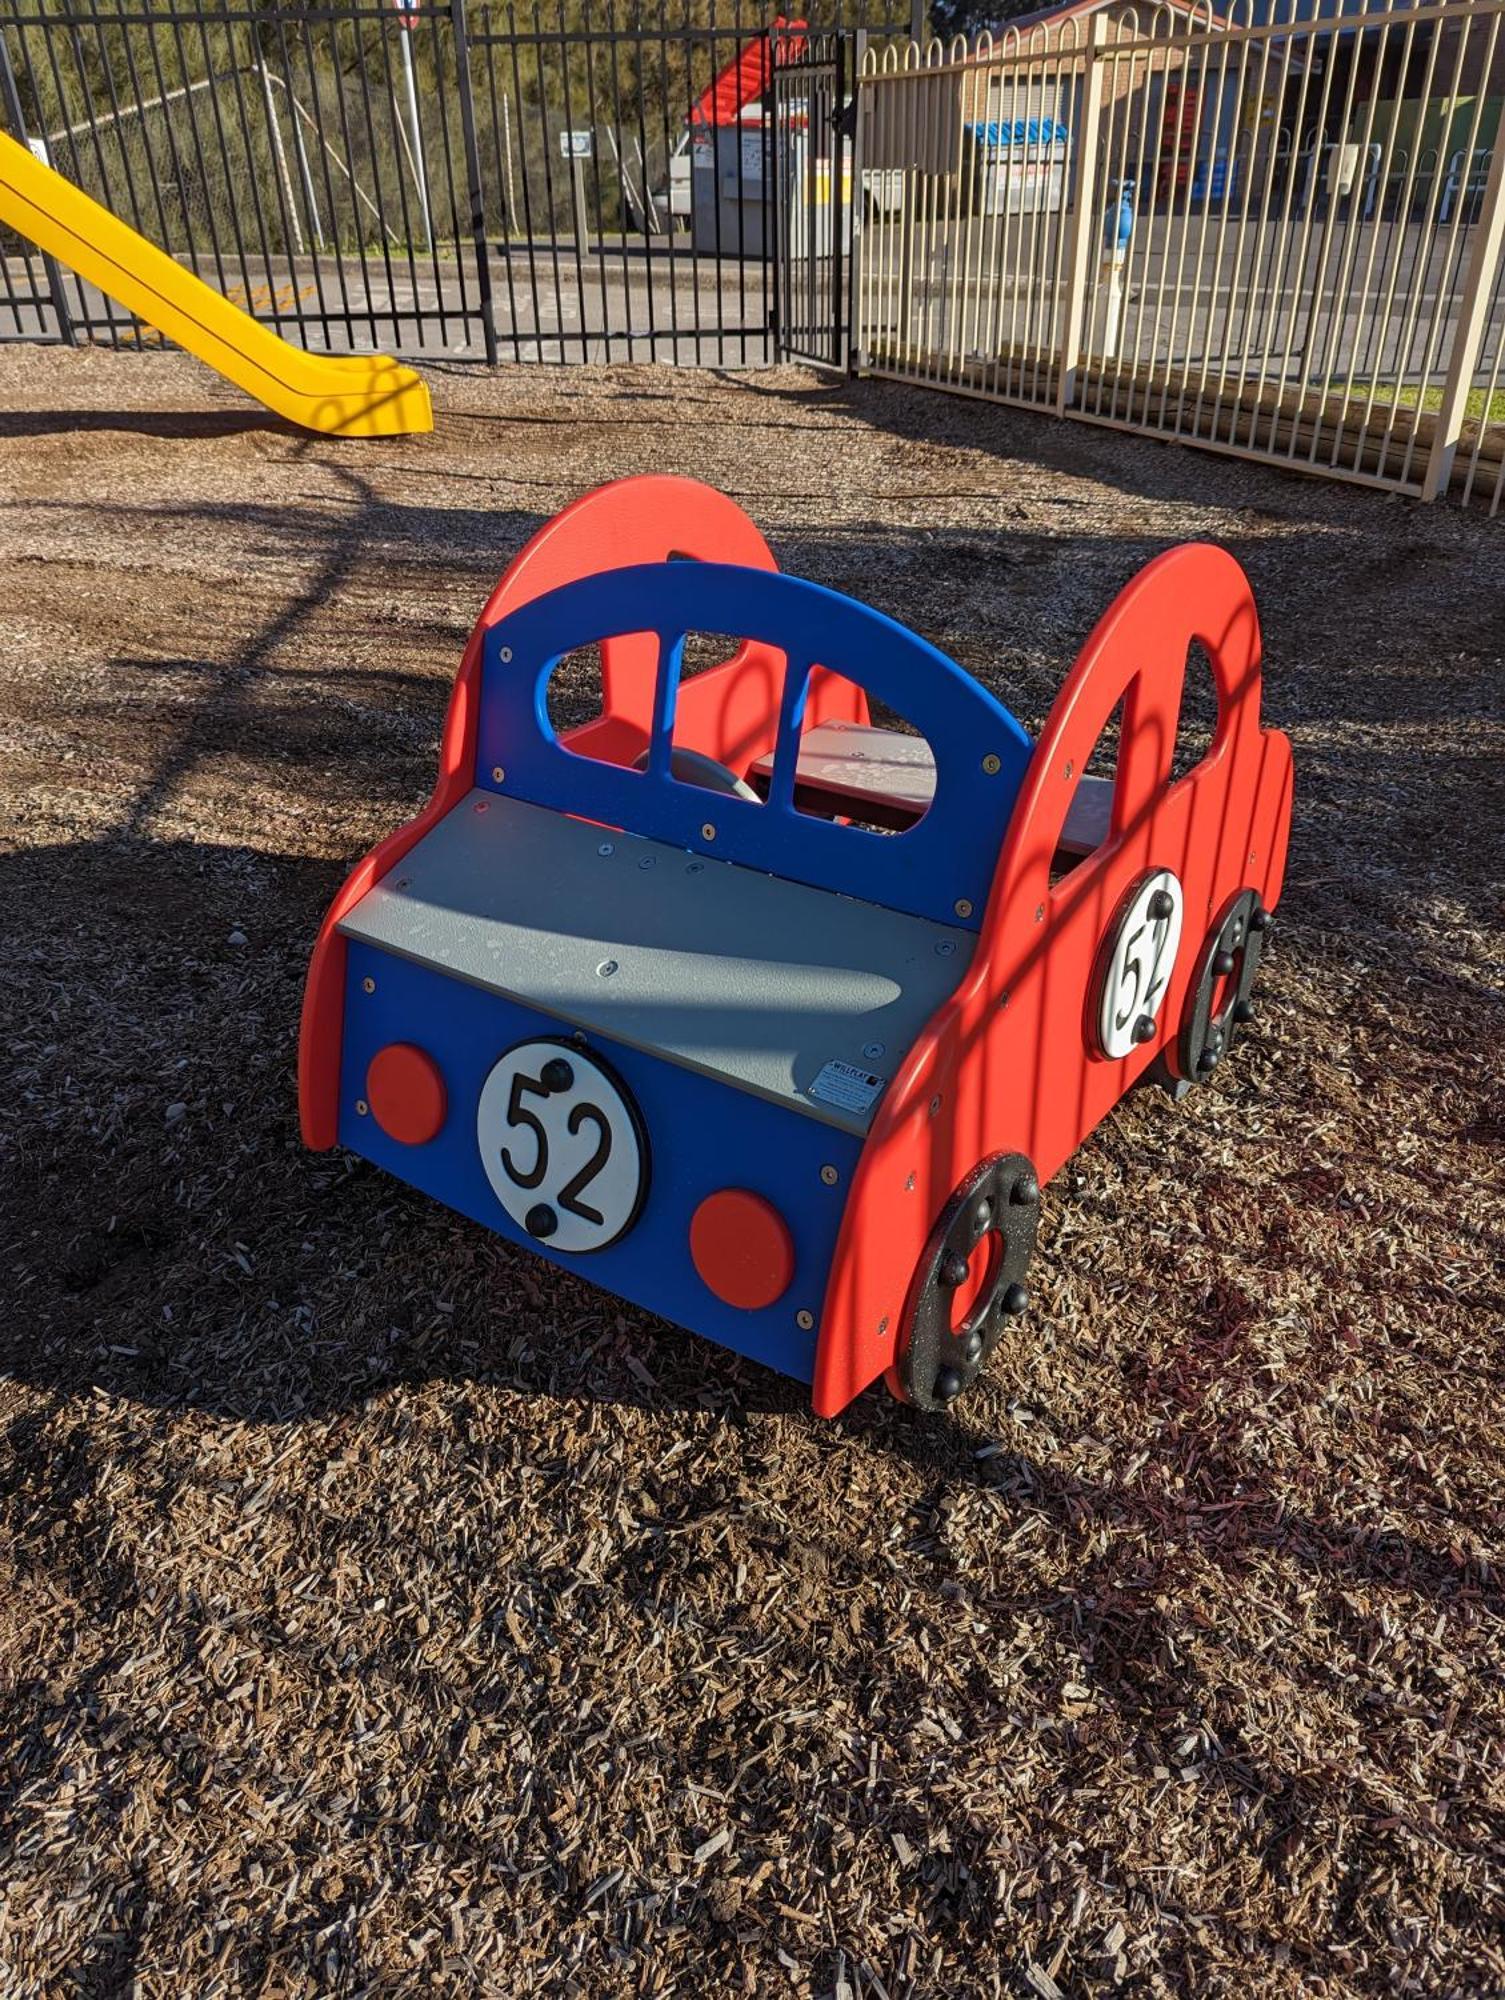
[0,129,431,437]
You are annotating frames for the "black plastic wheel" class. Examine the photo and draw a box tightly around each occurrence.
[896,1153,1041,1412]
[1175,887,1269,1085]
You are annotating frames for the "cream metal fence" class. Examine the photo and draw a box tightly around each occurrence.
[856,0,1505,510]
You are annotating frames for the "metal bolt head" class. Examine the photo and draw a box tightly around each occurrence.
[934,1365,965,1403]
[940,1250,970,1288]
[540,1057,574,1092]
[499,646,513,663]
[935,940,956,958]
[355,1098,369,1117]
[963,1332,983,1365]
[361,976,376,994]
[954,898,973,920]
[1198,1048,1220,1073]
[1250,906,1272,934]
[1132,1013,1156,1044]
[820,1163,839,1187]
[796,1309,815,1331]
[491,766,505,784]
[598,841,615,856]
[525,1203,557,1240]
[1213,948,1236,977]
[1233,997,1257,1025]
[1002,1281,1029,1315]
[596,958,618,978]
[929,1094,943,1117]
[862,1041,886,1061]
[1011,1170,1039,1206]
[700,822,717,842]
[1149,889,1175,920]
[982,753,1001,775]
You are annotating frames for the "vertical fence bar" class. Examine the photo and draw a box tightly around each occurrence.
[452,0,498,363]
[1422,126,1505,499]
[0,23,75,343]
[1056,15,1105,413]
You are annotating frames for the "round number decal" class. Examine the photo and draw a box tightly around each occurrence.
[1096,868,1185,1060]
[477,1040,648,1254]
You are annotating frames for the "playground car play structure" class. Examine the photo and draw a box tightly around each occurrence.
[300,476,1293,1416]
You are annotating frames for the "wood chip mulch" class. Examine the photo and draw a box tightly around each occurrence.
[1,346,1502,1998]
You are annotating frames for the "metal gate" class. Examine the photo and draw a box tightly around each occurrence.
[772,28,856,370]
[0,0,898,368]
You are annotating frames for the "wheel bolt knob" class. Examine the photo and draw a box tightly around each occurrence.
[1002,1281,1029,1315]
[1198,1049,1220,1074]
[1250,906,1272,933]
[1213,949,1236,977]
[525,1203,558,1239]
[1132,1013,1156,1044]
[940,1251,970,1288]
[963,1333,983,1364]
[1011,1170,1039,1205]
[1233,998,1256,1025]
[540,1057,574,1092]
[934,1366,964,1403]
[1148,889,1175,919]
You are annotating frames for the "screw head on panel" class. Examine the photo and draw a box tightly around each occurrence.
[701,822,717,842]
[491,766,505,784]
[954,898,973,920]
[362,976,376,994]
[820,1164,839,1186]
[796,1309,815,1331]
[355,1098,369,1117]
[982,753,1002,775]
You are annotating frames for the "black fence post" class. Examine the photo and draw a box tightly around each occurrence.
[450,0,497,365]
[0,24,76,345]
[846,28,866,376]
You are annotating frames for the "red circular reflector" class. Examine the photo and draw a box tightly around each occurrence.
[366,1043,446,1146]
[690,1189,795,1311]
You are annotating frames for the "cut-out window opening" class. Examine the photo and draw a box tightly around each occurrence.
[760,679,938,838]
[547,634,656,771]
[668,630,786,801]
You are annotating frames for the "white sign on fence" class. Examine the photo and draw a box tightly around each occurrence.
[560,129,594,159]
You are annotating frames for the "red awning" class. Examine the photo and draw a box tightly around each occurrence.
[688,18,807,128]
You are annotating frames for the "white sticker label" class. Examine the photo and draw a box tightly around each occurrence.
[808,1060,886,1115]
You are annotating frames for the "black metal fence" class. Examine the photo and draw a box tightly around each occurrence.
[0,0,909,367]
[772,28,852,370]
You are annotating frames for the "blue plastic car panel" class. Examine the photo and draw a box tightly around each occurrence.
[338,939,863,1384]
[475,561,1035,932]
